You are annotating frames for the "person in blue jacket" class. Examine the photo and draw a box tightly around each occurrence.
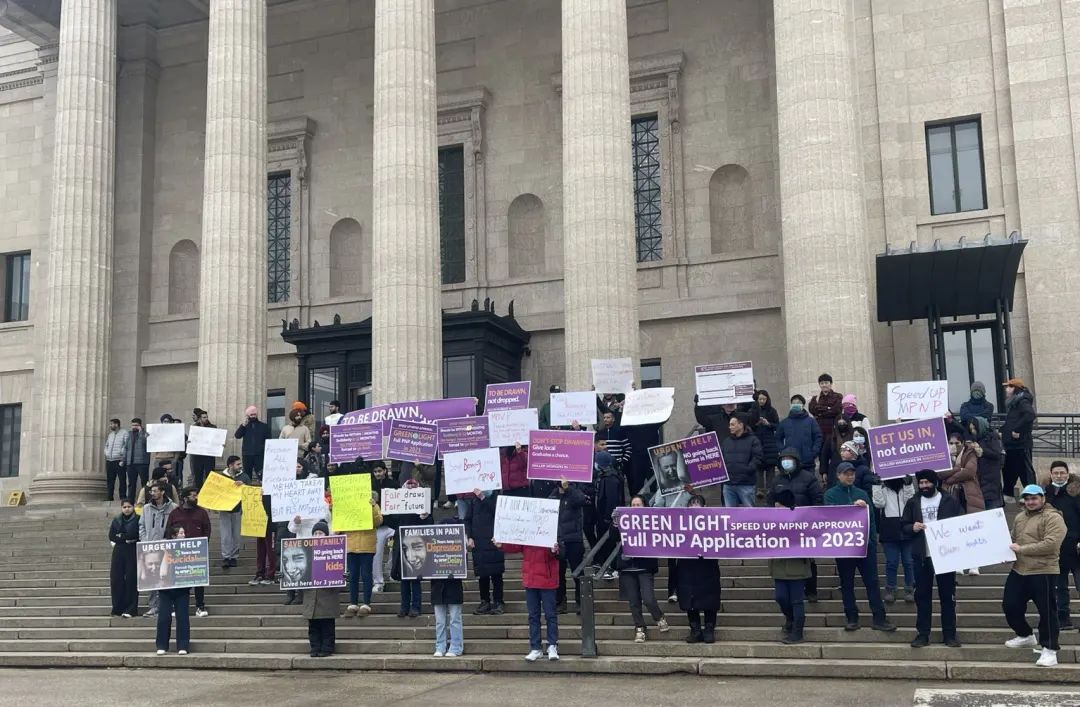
[776,395,822,474]
[958,381,994,427]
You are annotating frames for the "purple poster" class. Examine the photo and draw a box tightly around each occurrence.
[437,416,490,458]
[338,397,477,435]
[485,381,531,412]
[385,419,439,465]
[329,422,384,464]
[526,429,595,483]
[867,418,952,480]
[278,534,346,590]
[617,506,870,560]
[648,432,727,495]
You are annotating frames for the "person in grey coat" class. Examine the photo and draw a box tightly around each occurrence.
[138,482,177,618]
[303,521,341,657]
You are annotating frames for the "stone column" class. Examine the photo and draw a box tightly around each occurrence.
[196,0,267,431]
[29,0,117,503]
[560,0,640,391]
[370,0,442,404]
[773,0,878,413]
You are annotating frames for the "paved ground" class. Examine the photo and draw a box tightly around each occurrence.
[2,670,1079,706]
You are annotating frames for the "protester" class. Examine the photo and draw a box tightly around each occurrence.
[1045,461,1080,631]
[124,418,150,502]
[304,441,328,477]
[903,469,965,648]
[154,524,191,656]
[235,405,272,480]
[840,393,872,430]
[150,413,186,486]
[431,519,466,658]
[465,488,505,615]
[677,494,721,643]
[959,381,995,427]
[1003,484,1066,666]
[341,491,383,618]
[942,432,985,519]
[749,390,780,492]
[1000,378,1036,503]
[694,395,738,443]
[188,408,217,489]
[592,447,624,580]
[769,489,811,644]
[651,483,692,603]
[138,482,177,618]
[822,418,854,488]
[370,461,397,591]
[720,412,762,507]
[537,476,588,614]
[167,487,212,617]
[808,373,843,470]
[776,395,822,477]
[250,476,278,587]
[496,539,560,661]
[831,440,874,494]
[104,419,129,501]
[109,499,140,618]
[303,520,340,658]
[135,466,180,509]
[500,443,530,497]
[217,456,248,570]
[538,384,560,430]
[596,411,631,472]
[615,495,670,643]
[767,447,824,602]
[873,476,916,604]
[390,471,433,618]
[967,416,1005,510]
[281,405,313,457]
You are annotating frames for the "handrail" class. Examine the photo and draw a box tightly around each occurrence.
[987,412,1080,458]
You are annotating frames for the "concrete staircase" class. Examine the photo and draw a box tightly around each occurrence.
[1,502,1079,681]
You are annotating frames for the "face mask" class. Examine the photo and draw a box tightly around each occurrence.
[842,405,857,416]
[781,459,797,472]
[1052,480,1067,488]
[853,434,865,445]
[920,487,937,498]
[971,391,983,400]
[789,403,803,414]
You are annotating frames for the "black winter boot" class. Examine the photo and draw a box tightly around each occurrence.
[684,622,703,644]
[782,617,804,644]
[702,623,716,644]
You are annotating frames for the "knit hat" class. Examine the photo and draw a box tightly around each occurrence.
[836,462,856,474]
[312,520,330,536]
[244,405,258,416]
[594,451,615,468]
[840,441,860,456]
[970,381,986,396]
[915,469,939,486]
[841,393,857,406]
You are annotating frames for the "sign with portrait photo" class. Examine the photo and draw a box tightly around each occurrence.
[398,524,468,580]
[136,537,210,592]
[279,534,347,590]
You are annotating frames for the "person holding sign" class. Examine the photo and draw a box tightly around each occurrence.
[154,525,192,656]
[341,493,383,619]
[499,444,530,497]
[769,489,813,644]
[675,494,722,644]
[615,495,670,643]
[188,408,218,489]
[464,488,505,615]
[167,487,212,618]
[303,521,341,657]
[216,456,250,570]
[495,539,561,662]
[389,473,433,618]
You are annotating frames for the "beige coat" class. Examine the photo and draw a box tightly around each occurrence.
[280,423,312,455]
[1010,505,1067,575]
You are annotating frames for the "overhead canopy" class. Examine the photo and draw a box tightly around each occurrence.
[876,233,1027,322]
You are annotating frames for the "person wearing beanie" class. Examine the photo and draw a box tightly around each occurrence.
[767,447,824,602]
[902,469,965,648]
[959,381,994,427]
[1000,379,1036,503]
[302,520,341,658]
[840,393,873,430]
[235,405,272,480]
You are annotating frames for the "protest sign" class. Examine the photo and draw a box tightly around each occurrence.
[399,524,469,579]
[493,495,560,548]
[240,485,268,537]
[619,387,675,426]
[444,447,502,495]
[867,418,952,480]
[485,381,532,412]
[146,422,185,453]
[385,419,438,465]
[925,507,1016,575]
[380,486,432,515]
[694,361,755,406]
[137,537,210,592]
[649,432,727,494]
[271,477,328,522]
[488,408,539,447]
[591,357,635,394]
[196,471,243,512]
[549,391,597,427]
[527,429,595,483]
[261,438,299,494]
[329,422,383,465]
[186,426,227,457]
[339,397,477,435]
[328,474,374,531]
[279,534,347,590]
[436,416,490,457]
[887,380,950,420]
[617,506,870,559]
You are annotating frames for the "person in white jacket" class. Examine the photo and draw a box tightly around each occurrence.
[873,476,916,604]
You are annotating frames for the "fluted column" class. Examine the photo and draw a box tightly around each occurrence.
[196,0,267,433]
[371,0,442,404]
[560,0,639,390]
[29,0,117,503]
[773,0,878,413]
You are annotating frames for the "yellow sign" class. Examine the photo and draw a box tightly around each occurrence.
[240,485,269,537]
[197,472,244,512]
[5,490,26,506]
[329,474,373,531]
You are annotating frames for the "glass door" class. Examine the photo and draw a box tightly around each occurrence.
[942,324,1002,413]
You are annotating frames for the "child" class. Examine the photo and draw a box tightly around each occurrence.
[371,461,397,592]
[303,520,340,657]
[154,524,191,655]
[496,539,560,661]
[390,473,433,618]
[432,518,465,657]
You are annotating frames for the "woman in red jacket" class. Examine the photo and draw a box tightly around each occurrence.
[500,444,530,497]
[496,540,560,661]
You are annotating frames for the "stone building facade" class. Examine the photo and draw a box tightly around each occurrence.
[0,0,1076,498]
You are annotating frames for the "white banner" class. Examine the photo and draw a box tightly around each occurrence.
[549,392,597,427]
[146,423,186,453]
[380,487,431,516]
[925,507,1016,575]
[488,408,539,447]
[619,387,675,426]
[887,380,950,421]
[261,438,299,495]
[493,495,560,549]
[185,427,227,458]
[694,361,755,406]
[271,477,328,522]
[591,357,635,394]
[444,447,503,496]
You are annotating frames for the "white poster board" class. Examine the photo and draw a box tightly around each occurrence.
[887,380,950,421]
[619,387,675,426]
[444,447,503,496]
[185,427,228,457]
[925,507,1016,575]
[493,495,560,549]
[694,361,755,406]
[270,477,328,522]
[261,438,299,495]
[591,357,635,394]
[146,423,186,453]
[488,408,539,447]
[549,392,597,427]
[380,487,432,515]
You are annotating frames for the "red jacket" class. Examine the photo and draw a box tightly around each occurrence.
[500,449,529,491]
[166,505,212,539]
[809,390,843,440]
[500,543,560,589]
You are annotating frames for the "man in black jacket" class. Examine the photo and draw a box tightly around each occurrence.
[720,413,762,507]
[903,468,966,648]
[1000,378,1036,503]
[767,447,823,600]
[1046,461,1080,630]
[235,405,272,480]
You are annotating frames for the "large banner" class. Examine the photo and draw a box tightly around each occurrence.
[329,422,384,464]
[867,418,952,480]
[616,506,870,559]
[399,524,469,579]
[240,486,268,537]
[485,382,531,412]
[146,423,185,453]
[380,487,431,515]
[549,391,597,427]
[527,429,595,483]
[493,495,560,548]
[925,507,1016,575]
[261,439,299,494]
[488,408,539,447]
[436,416,490,458]
[887,380,950,421]
[444,447,502,495]
[338,397,477,434]
[196,472,244,512]
[270,477,328,522]
[186,427,227,458]
[137,537,210,592]
[591,357,634,394]
[328,474,373,531]
[648,432,728,494]
[619,387,675,427]
[694,361,755,406]
[279,534,347,590]
[385,420,438,465]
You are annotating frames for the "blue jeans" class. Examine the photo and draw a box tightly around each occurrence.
[882,539,915,591]
[773,579,805,625]
[434,603,464,654]
[525,587,558,650]
[723,484,757,507]
[836,546,887,622]
[400,579,422,613]
[347,552,374,606]
[156,588,190,652]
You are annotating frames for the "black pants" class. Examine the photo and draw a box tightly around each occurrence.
[192,586,206,610]
[190,456,214,489]
[243,454,264,481]
[667,559,678,597]
[583,506,598,548]
[914,558,956,639]
[626,456,651,499]
[110,544,138,615]
[126,464,149,501]
[1002,447,1034,497]
[307,618,336,655]
[1003,571,1059,650]
[688,608,717,627]
[479,575,504,604]
[557,540,584,606]
[805,560,818,596]
[106,461,124,500]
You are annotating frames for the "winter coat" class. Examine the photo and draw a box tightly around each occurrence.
[235,419,272,457]
[808,390,843,440]
[852,456,878,496]
[775,411,822,470]
[431,576,465,606]
[901,491,965,562]
[167,504,212,539]
[939,447,984,513]
[749,402,781,467]
[766,454,824,508]
[531,480,588,543]
[104,430,129,462]
[1000,389,1036,450]
[676,557,721,612]
[342,506,383,554]
[593,462,624,528]
[719,431,762,486]
[138,499,178,542]
[1011,505,1067,575]
[464,493,505,577]
[768,557,812,581]
[873,480,915,544]
[500,544,560,590]
[302,587,340,620]
[280,423,312,454]
[109,513,140,547]
[824,483,876,541]
[694,403,734,442]
[124,429,150,466]
[1045,474,1080,572]
[500,449,529,491]
[970,418,1004,509]
[959,397,995,427]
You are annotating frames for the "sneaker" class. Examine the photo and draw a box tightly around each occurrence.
[446,651,462,658]
[1060,620,1075,631]
[259,578,275,586]
[601,571,615,581]
[195,608,208,618]
[143,611,157,619]
[871,620,896,632]
[490,602,505,615]
[1005,634,1038,649]
[968,568,979,576]
[408,609,420,618]
[634,628,646,643]
[372,584,384,593]
[883,588,896,604]
[473,601,492,615]
[358,604,371,616]
[1036,648,1058,667]
[171,612,175,618]
[441,501,454,509]
[433,649,445,657]
[121,613,132,619]
[547,645,559,661]
[1003,495,1016,505]
[345,604,359,618]
[525,649,543,662]
[844,621,859,631]
[667,594,678,603]
[221,560,230,570]
[944,637,962,648]
[910,634,929,648]
[903,588,914,604]
[248,577,263,586]
[178,650,188,656]
[155,649,165,656]
[657,617,670,633]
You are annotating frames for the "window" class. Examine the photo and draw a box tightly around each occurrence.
[632,115,663,262]
[443,355,475,399]
[640,358,662,389]
[267,173,292,303]
[266,389,286,439]
[0,404,21,477]
[926,118,986,215]
[308,367,339,422]
[438,146,466,285]
[4,252,30,322]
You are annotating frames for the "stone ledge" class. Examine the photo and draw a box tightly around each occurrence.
[698,657,947,679]
[947,661,1080,684]
[481,655,698,675]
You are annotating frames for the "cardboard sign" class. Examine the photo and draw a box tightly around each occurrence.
[493,495,560,548]
[328,474,374,531]
[694,361,755,406]
[925,507,1016,575]
[146,423,185,453]
[279,535,347,590]
[196,471,244,511]
[443,447,503,495]
[240,486,268,537]
[591,357,634,394]
[488,408,539,447]
[270,477,328,523]
[887,380,950,420]
[549,391,597,427]
[485,381,532,412]
[261,439,299,494]
[399,524,469,579]
[186,426,227,457]
[380,487,431,515]
[136,537,210,592]
[619,387,675,426]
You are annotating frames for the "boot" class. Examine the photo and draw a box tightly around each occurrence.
[782,617,805,644]
[684,622,703,644]
[702,624,716,644]
[883,587,895,604]
[472,601,491,615]
[781,611,793,641]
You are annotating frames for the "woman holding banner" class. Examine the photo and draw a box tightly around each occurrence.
[615,496,670,643]
[675,494,722,644]
[154,525,191,656]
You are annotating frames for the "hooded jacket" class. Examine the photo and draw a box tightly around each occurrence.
[139,498,178,542]
[1045,473,1080,571]
[958,383,995,426]
[720,430,762,486]
[500,543,560,590]
[969,417,1004,509]
[1010,504,1067,575]
[749,392,781,467]
[873,479,915,544]
[766,448,824,508]
[1000,388,1036,449]
[775,410,822,470]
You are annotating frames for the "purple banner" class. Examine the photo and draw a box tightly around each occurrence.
[527,429,595,483]
[436,416,490,458]
[329,422,384,464]
[338,397,477,435]
[617,506,870,559]
[279,534,346,590]
[648,432,727,495]
[485,382,531,412]
[867,418,952,480]
[386,420,438,465]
